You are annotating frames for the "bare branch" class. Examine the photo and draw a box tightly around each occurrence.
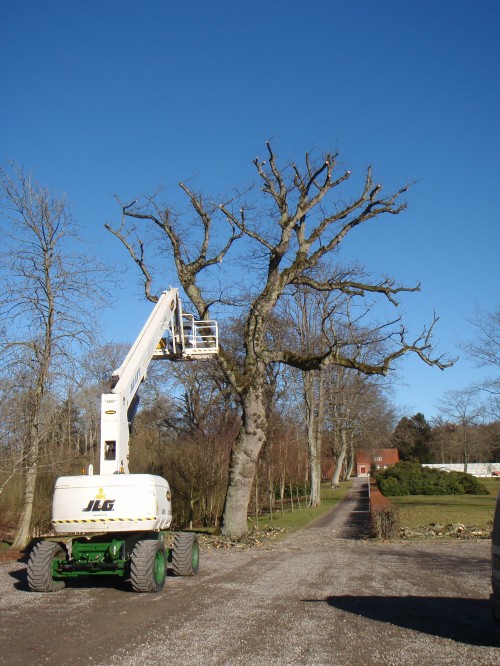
[104,221,157,302]
[293,274,421,305]
[275,314,453,375]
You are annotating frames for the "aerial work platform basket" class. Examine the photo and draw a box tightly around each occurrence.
[153,314,218,360]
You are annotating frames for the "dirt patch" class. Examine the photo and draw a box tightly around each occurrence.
[0,549,23,563]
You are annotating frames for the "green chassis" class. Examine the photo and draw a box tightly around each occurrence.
[51,531,169,580]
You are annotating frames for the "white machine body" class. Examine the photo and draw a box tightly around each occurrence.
[52,474,172,534]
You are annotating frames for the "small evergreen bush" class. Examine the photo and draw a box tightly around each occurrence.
[379,477,408,496]
[449,470,488,495]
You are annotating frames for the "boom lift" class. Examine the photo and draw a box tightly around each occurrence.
[27,288,218,592]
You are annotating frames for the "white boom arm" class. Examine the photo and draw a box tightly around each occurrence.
[99,288,218,475]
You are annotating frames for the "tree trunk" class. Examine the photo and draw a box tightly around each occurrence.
[222,387,267,539]
[268,463,273,523]
[344,437,354,480]
[307,422,321,506]
[462,426,469,473]
[304,371,323,508]
[279,476,285,515]
[11,462,37,549]
[332,428,348,487]
[12,421,40,550]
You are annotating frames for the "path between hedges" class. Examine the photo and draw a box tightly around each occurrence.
[308,476,370,536]
[0,478,498,665]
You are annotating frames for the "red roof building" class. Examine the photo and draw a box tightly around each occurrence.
[355,448,399,477]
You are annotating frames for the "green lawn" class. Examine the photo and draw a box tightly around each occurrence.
[389,477,500,529]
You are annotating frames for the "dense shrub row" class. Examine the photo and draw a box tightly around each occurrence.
[376,461,488,496]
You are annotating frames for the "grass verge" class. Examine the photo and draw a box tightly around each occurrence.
[248,481,353,535]
[193,481,353,550]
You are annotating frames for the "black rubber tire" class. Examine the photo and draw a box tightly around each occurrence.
[27,541,66,592]
[130,540,166,593]
[172,533,199,576]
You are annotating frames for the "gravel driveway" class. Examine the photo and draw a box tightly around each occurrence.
[1,478,498,665]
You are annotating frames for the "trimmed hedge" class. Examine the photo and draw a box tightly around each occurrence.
[376,461,488,496]
[370,479,400,539]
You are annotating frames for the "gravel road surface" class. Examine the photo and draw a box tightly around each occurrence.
[1,478,498,665]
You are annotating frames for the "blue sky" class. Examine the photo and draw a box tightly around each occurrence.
[2,1,499,419]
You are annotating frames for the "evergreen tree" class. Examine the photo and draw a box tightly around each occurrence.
[392,413,432,463]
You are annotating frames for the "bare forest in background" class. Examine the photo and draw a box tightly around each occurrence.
[0,154,499,545]
[1,346,498,542]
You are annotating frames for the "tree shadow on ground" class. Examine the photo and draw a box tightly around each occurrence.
[304,594,500,647]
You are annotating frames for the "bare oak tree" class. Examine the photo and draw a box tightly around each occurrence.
[0,163,108,549]
[107,143,450,538]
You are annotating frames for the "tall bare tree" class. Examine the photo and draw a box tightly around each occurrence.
[328,367,365,487]
[463,305,500,419]
[464,305,500,371]
[438,388,484,472]
[283,286,330,506]
[0,163,108,549]
[107,143,451,538]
